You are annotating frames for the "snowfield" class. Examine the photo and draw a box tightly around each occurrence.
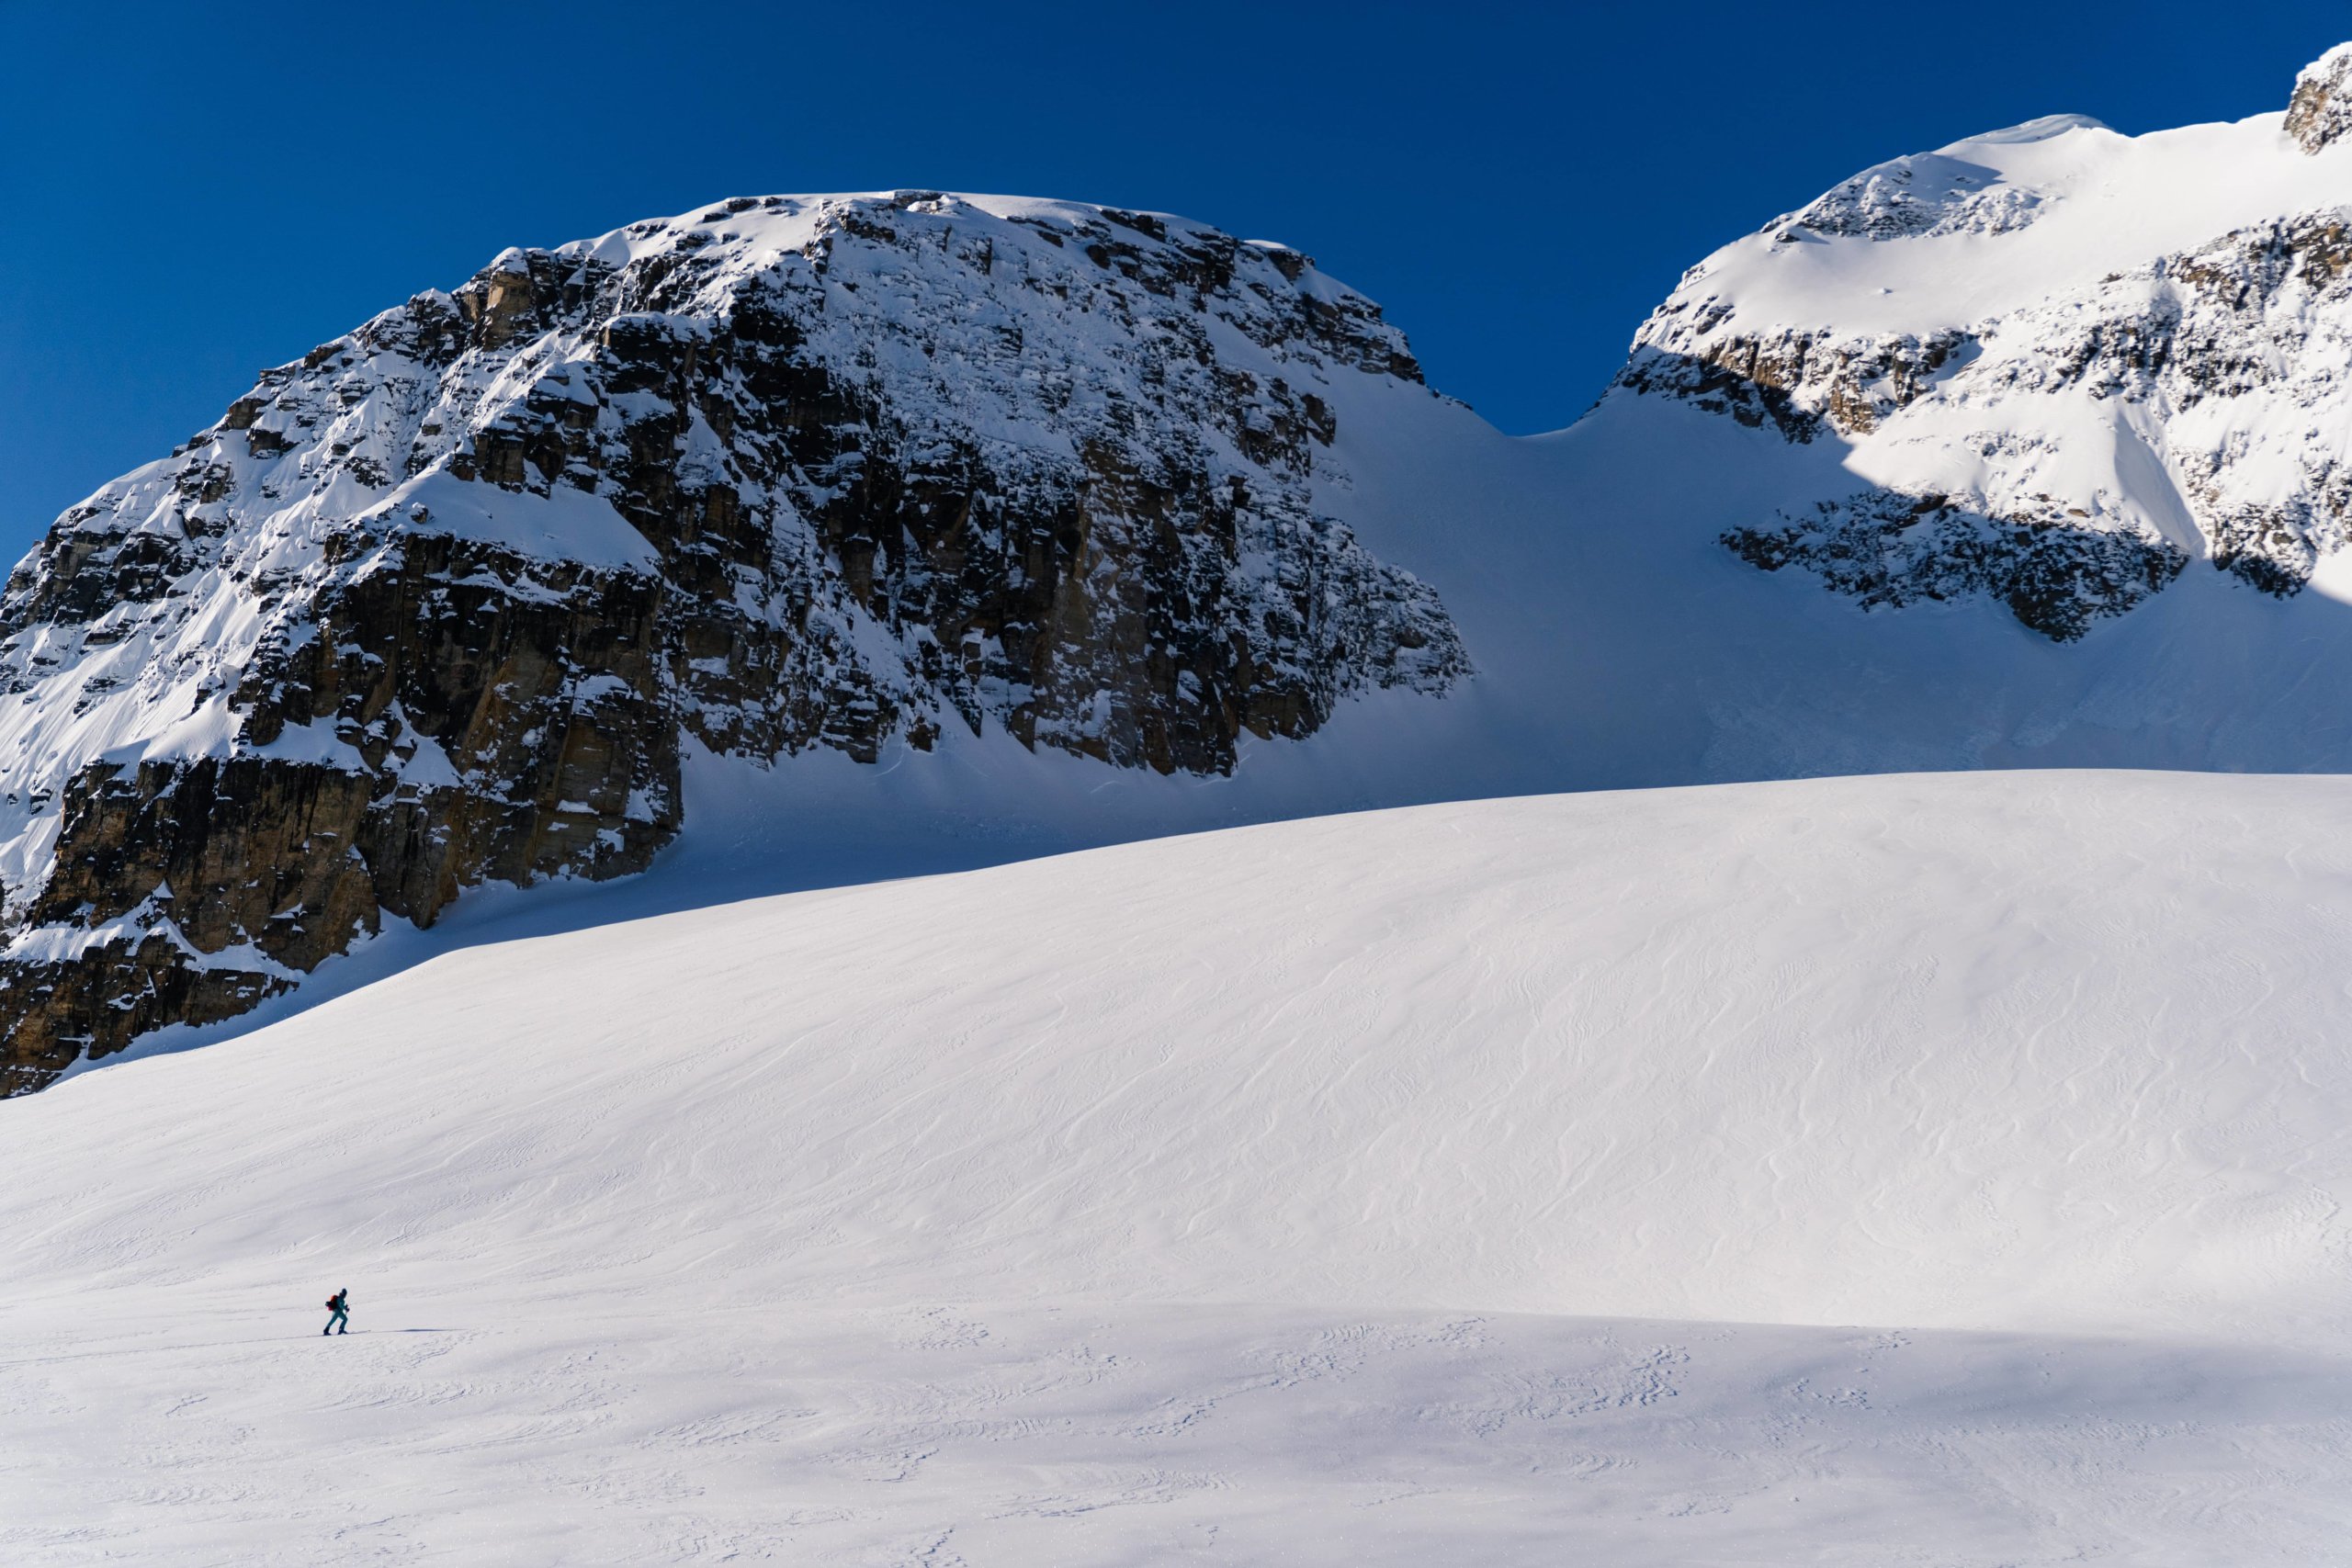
[28,74,2352,1083]
[6,769,2351,1564]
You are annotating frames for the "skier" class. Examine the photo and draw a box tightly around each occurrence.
[323,1287,351,1336]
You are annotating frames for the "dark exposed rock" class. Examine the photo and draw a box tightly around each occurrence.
[2287,46,2352,154]
[0,937,287,1099]
[0,194,1467,1092]
[1613,325,1967,442]
[1724,492,2187,642]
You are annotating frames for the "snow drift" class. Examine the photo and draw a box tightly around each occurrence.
[3,772,2348,1562]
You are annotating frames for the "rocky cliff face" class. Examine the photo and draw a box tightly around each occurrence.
[2287,44,2352,153]
[1609,48,2352,641]
[0,193,1465,1093]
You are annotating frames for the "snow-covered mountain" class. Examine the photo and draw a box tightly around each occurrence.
[1623,42,2352,634]
[0,195,1464,1090]
[13,42,2352,1566]
[14,43,2352,1089]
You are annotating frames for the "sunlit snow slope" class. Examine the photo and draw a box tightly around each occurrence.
[5,771,2349,1564]
[22,51,2352,1083]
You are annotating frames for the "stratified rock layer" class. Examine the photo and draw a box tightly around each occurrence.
[0,193,1465,1091]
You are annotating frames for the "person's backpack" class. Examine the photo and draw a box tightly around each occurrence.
[325,1295,338,1310]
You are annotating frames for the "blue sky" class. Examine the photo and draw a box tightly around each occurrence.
[1,2,2345,554]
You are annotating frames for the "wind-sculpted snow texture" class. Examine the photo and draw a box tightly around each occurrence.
[0,193,1464,1090]
[5,775,2351,1563]
[1612,51,2352,638]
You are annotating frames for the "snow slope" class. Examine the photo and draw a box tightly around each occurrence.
[5,770,2350,1563]
[21,51,2352,1082]
[1614,69,2352,628]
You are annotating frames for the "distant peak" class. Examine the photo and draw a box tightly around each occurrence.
[2286,43,2352,152]
[1941,112,2109,150]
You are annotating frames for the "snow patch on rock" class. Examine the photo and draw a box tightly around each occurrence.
[1611,44,2352,637]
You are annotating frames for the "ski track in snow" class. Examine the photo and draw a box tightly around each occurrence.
[5,1302,2345,1565]
[5,769,2352,1562]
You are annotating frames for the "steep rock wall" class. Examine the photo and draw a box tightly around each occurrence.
[0,192,1466,1091]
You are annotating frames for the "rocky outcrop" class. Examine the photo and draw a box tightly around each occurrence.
[1963,210,2352,597]
[1614,321,1966,441]
[1680,207,2352,634]
[1724,492,2186,642]
[0,193,1467,1092]
[2287,44,2352,152]
[1610,46,2352,640]
[1764,141,2073,244]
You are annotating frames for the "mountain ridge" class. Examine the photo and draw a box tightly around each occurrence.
[1617,63,2352,635]
[0,192,1465,1090]
[14,47,2352,1089]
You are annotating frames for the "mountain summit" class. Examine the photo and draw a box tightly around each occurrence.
[0,194,1464,1090]
[1617,47,2352,637]
[12,47,2352,1090]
